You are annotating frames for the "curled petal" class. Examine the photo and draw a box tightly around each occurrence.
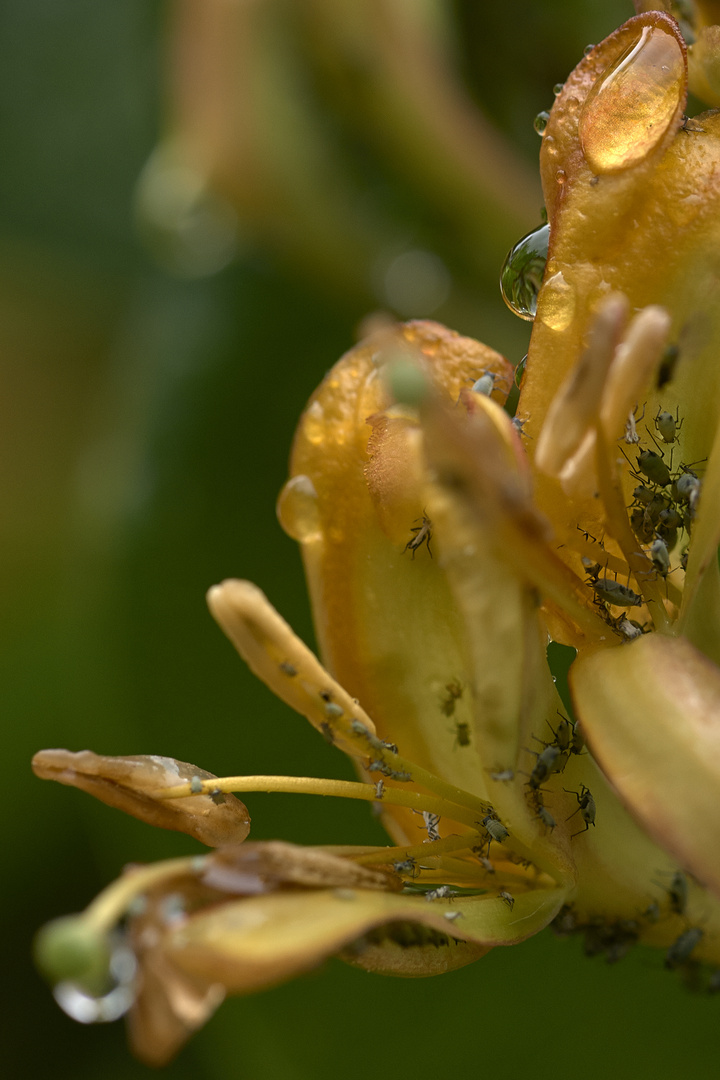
[32,749,250,847]
[570,634,720,899]
[162,885,565,994]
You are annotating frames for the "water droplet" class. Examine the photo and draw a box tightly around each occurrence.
[579,24,685,174]
[553,82,564,96]
[499,223,550,321]
[584,44,595,56]
[533,110,550,135]
[556,169,567,185]
[514,353,528,389]
[53,943,136,1024]
[538,270,576,332]
[276,475,322,543]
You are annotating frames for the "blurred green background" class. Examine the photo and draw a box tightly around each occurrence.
[7,2,717,1077]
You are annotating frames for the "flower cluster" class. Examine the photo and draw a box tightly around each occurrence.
[33,10,720,1064]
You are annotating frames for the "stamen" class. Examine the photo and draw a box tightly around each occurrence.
[207,579,494,817]
[156,774,482,829]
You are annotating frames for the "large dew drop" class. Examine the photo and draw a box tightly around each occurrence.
[579,25,685,174]
[499,223,550,321]
[276,475,323,543]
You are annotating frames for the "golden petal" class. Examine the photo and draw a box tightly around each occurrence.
[32,749,250,847]
[163,885,566,993]
[570,634,720,900]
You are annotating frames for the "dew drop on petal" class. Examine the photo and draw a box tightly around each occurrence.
[276,474,322,543]
[533,110,550,135]
[553,82,564,96]
[538,270,576,332]
[499,223,550,321]
[579,25,685,174]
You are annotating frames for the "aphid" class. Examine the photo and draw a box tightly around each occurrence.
[189,775,204,794]
[665,927,704,970]
[369,734,399,754]
[642,491,672,526]
[668,870,689,915]
[657,506,682,530]
[630,507,655,544]
[374,778,385,799]
[351,719,371,739]
[655,407,682,444]
[440,679,464,718]
[499,890,515,910]
[472,370,507,397]
[279,661,297,677]
[649,538,670,578]
[482,814,510,846]
[392,857,417,878]
[474,852,495,873]
[569,722,585,756]
[643,901,660,923]
[511,415,530,437]
[616,616,644,642]
[489,768,515,782]
[209,788,226,805]
[320,721,335,744]
[425,885,457,902]
[388,769,413,782]
[404,514,433,558]
[674,471,701,507]
[632,484,656,506]
[637,448,671,487]
[655,523,678,552]
[324,702,344,719]
[564,784,596,837]
[368,759,392,776]
[680,549,689,572]
[656,343,680,389]
[624,408,642,445]
[528,744,563,789]
[453,720,471,748]
[536,805,557,831]
[591,575,642,608]
[421,811,441,842]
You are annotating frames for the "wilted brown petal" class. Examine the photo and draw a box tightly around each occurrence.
[201,841,402,895]
[32,749,250,847]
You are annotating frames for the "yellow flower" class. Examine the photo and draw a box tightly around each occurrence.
[33,10,720,1064]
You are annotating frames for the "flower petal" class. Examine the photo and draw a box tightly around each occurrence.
[161,885,566,993]
[32,749,250,847]
[570,633,720,899]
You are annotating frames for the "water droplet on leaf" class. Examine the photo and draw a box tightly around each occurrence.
[276,475,322,543]
[579,24,685,174]
[499,223,550,321]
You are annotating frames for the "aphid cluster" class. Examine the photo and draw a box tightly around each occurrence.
[625,403,701,580]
